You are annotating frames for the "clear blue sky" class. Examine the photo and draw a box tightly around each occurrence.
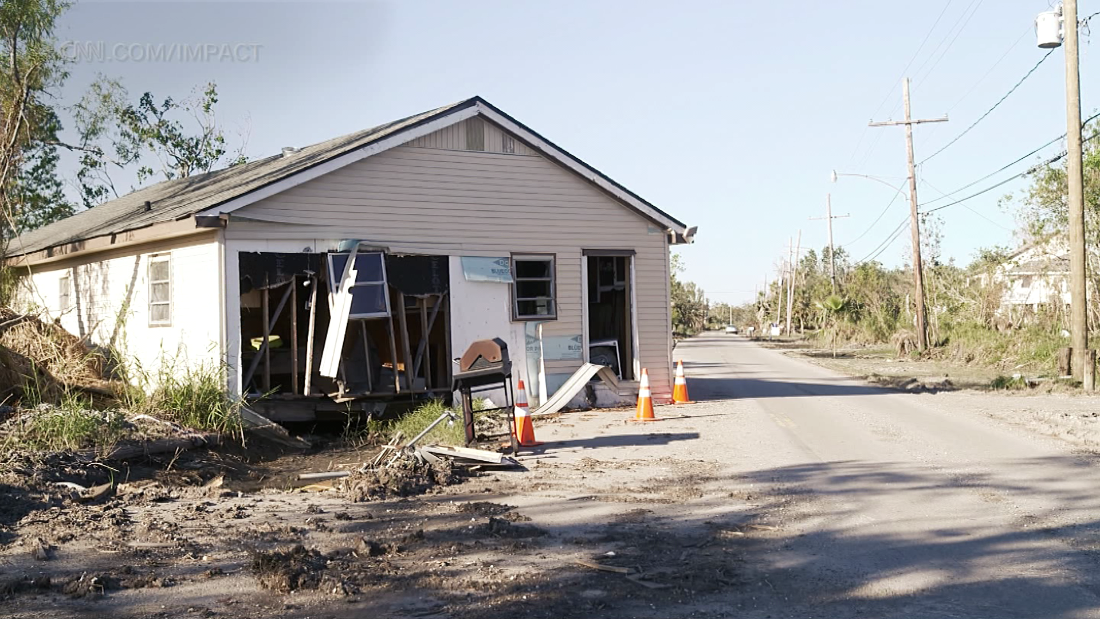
[56,1,1098,304]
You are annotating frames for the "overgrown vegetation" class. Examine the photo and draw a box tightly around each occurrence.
[119,359,243,437]
[1,394,127,454]
[709,229,1079,379]
[388,399,466,446]
[378,398,491,448]
[671,254,707,337]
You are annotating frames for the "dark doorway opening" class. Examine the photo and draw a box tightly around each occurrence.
[586,254,633,380]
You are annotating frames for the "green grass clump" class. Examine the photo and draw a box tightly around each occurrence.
[5,394,127,454]
[385,398,492,447]
[388,399,466,446]
[121,356,243,437]
[990,374,1028,390]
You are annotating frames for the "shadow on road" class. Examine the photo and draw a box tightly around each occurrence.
[688,376,890,401]
[531,432,701,452]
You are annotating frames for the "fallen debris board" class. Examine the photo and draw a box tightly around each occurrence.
[466,456,520,469]
[76,433,219,461]
[574,559,633,574]
[297,471,352,481]
[240,406,311,449]
[626,574,670,589]
[533,363,617,416]
[80,483,114,502]
[422,445,503,464]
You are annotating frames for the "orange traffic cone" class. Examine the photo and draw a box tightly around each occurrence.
[672,360,693,404]
[634,368,657,421]
[514,379,542,446]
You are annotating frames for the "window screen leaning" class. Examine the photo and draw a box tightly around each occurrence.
[327,251,391,319]
[149,254,171,326]
[512,255,555,319]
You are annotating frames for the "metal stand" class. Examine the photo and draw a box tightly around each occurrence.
[455,374,516,454]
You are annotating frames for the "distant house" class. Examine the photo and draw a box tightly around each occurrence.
[7,97,695,419]
[979,238,1069,313]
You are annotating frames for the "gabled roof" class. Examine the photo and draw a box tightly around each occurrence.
[9,97,691,260]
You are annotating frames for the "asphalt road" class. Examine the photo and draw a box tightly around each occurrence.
[678,332,1100,619]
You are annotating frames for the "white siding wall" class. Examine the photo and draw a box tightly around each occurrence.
[14,233,223,383]
[225,144,675,398]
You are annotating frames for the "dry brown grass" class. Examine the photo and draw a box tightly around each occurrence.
[0,307,122,405]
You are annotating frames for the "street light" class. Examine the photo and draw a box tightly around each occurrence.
[1035,2,1091,388]
[830,170,909,199]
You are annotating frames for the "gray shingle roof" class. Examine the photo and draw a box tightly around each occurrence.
[9,99,473,257]
[10,96,688,257]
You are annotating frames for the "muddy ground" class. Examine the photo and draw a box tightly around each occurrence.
[10,338,1100,617]
[0,408,782,619]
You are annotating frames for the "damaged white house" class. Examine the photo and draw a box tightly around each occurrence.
[976,238,1071,313]
[7,97,695,420]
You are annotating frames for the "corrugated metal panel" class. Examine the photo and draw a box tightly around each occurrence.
[227,146,673,396]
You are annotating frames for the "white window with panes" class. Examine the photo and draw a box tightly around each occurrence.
[512,255,556,320]
[148,253,172,326]
[58,273,71,312]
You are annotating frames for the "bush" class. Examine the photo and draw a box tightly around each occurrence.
[119,353,242,436]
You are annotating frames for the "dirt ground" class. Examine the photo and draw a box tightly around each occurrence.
[0,407,779,619]
[9,336,1100,618]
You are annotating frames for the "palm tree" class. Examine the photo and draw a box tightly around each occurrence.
[816,294,847,358]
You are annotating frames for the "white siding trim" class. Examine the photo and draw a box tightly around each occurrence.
[199,107,482,218]
[581,257,590,363]
[630,255,641,378]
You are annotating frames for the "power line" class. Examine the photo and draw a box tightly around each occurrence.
[919,48,1055,164]
[920,152,1062,215]
[921,178,1013,231]
[855,217,910,264]
[913,0,986,89]
[841,189,905,246]
[847,0,955,167]
[946,25,1033,114]
[919,109,1100,207]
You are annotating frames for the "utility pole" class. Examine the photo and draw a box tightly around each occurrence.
[1064,0,1091,387]
[786,231,801,335]
[810,194,849,292]
[869,78,947,351]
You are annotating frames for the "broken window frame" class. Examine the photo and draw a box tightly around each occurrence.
[319,246,394,379]
[511,254,556,321]
[325,251,391,320]
[148,253,172,327]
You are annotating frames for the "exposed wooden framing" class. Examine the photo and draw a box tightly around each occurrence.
[261,285,270,392]
[420,298,432,389]
[443,294,452,389]
[303,275,318,395]
[386,316,401,393]
[360,320,373,392]
[412,293,444,379]
[242,281,295,392]
[290,276,299,394]
[395,291,414,391]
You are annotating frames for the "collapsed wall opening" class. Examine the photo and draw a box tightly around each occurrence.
[238,250,450,414]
